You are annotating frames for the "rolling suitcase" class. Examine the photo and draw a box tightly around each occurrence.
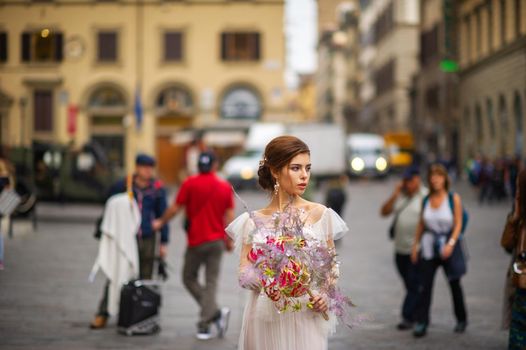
[117,280,161,335]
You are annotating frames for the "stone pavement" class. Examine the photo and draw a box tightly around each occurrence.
[0,179,510,349]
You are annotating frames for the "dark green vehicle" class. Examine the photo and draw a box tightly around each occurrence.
[10,141,119,204]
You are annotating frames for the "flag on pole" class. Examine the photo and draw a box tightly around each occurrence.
[134,84,143,131]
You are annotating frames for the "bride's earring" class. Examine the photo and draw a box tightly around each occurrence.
[274,181,280,196]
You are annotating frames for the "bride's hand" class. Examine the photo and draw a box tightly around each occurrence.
[309,294,328,314]
[239,267,261,292]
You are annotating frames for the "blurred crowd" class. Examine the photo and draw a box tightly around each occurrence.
[465,155,523,205]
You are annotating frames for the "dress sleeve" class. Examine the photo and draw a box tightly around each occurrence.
[320,208,349,241]
[225,212,254,254]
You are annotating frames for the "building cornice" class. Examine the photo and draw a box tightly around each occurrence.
[0,0,284,6]
[460,36,526,78]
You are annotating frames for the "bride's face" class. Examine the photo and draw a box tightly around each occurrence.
[275,153,311,196]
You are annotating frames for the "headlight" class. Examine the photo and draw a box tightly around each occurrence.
[351,157,365,172]
[240,167,255,180]
[375,157,388,172]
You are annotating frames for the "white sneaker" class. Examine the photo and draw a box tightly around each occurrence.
[216,307,231,338]
[196,325,212,340]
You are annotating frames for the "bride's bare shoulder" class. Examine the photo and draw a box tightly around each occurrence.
[300,200,327,214]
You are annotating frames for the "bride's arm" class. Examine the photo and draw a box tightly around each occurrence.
[238,243,261,291]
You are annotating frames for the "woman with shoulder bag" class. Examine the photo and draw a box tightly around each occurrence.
[410,163,468,338]
[501,169,526,350]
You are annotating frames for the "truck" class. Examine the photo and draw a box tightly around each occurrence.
[383,131,414,169]
[221,122,347,189]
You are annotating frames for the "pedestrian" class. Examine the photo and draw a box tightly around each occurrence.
[380,166,428,330]
[226,136,349,350]
[478,157,494,204]
[500,169,526,349]
[410,163,468,337]
[153,151,235,340]
[0,149,15,270]
[90,154,169,329]
[325,174,348,217]
[185,136,206,178]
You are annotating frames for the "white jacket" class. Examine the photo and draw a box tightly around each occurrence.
[89,192,141,316]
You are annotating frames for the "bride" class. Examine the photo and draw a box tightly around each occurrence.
[226,135,349,350]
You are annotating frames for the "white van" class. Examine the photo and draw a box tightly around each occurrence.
[222,123,285,189]
[347,133,390,177]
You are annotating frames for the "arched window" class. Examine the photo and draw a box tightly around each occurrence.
[87,85,127,170]
[515,92,524,155]
[220,85,262,120]
[88,86,125,109]
[486,99,495,140]
[156,85,194,117]
[464,107,473,156]
[475,104,484,152]
[486,98,496,155]
[500,95,508,155]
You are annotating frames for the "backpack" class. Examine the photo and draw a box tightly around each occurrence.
[422,192,469,235]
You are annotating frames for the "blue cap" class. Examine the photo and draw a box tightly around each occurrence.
[198,151,216,173]
[135,154,156,166]
[402,166,420,180]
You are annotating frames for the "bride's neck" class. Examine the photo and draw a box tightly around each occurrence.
[268,191,301,212]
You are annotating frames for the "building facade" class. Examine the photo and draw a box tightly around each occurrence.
[0,0,288,183]
[316,0,360,131]
[358,0,420,134]
[458,0,526,162]
[412,0,460,161]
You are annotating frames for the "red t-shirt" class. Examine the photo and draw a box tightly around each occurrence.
[175,173,234,247]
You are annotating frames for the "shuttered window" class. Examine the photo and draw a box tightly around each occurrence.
[97,31,117,62]
[34,90,53,132]
[221,32,260,61]
[0,32,7,63]
[20,30,63,63]
[164,32,183,62]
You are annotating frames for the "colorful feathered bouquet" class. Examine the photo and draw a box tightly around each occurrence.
[242,204,354,324]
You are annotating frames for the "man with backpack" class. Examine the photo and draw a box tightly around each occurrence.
[410,163,469,338]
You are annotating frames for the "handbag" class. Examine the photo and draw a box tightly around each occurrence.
[0,189,21,216]
[512,222,526,289]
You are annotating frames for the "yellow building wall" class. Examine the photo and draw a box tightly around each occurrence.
[0,0,287,174]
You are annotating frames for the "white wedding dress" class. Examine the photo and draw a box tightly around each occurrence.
[226,205,348,350]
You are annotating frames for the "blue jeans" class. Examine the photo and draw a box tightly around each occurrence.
[395,253,420,322]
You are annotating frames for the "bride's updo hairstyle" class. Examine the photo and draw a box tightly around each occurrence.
[257,135,310,192]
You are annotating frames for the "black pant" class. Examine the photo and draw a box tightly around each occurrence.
[415,258,467,325]
[395,253,420,322]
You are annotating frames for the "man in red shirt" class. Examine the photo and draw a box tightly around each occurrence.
[153,151,234,340]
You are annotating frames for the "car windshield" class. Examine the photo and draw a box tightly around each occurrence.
[352,148,382,157]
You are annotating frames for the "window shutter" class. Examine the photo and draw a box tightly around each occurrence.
[55,32,63,61]
[253,32,260,60]
[21,32,31,62]
[0,32,7,62]
[164,32,182,61]
[221,33,228,60]
[98,32,117,62]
